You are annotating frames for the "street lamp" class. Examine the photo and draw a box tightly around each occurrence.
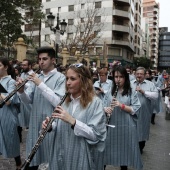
[47,12,67,58]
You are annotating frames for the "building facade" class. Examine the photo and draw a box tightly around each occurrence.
[22,0,137,66]
[142,0,160,68]
[158,27,170,69]
[134,0,143,58]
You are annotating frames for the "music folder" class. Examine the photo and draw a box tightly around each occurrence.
[0,83,8,93]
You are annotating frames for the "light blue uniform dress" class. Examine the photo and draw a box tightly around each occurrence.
[93,79,113,170]
[49,96,107,170]
[131,79,158,142]
[93,79,113,102]
[104,90,143,170]
[22,70,65,166]
[152,78,163,114]
[0,76,20,158]
[18,72,32,127]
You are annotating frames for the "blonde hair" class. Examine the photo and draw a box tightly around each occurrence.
[65,65,95,108]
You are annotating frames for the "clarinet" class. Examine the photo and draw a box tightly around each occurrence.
[106,84,119,125]
[0,68,41,108]
[21,92,68,170]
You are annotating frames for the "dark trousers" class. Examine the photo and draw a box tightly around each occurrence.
[28,166,39,170]
[121,166,128,170]
[14,155,21,166]
[17,126,22,143]
[139,141,146,154]
[151,113,156,124]
[104,165,127,170]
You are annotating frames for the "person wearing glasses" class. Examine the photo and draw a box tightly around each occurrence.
[42,63,106,170]
[93,68,113,102]
[131,67,158,154]
[104,66,142,170]
[16,46,66,170]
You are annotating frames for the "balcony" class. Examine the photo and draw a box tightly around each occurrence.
[113,9,130,18]
[112,38,134,51]
[112,25,129,33]
[153,8,158,14]
[153,20,158,25]
[116,0,130,4]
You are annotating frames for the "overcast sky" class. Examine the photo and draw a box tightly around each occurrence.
[157,0,169,31]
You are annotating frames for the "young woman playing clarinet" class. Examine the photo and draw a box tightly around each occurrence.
[0,58,22,170]
[104,66,143,170]
[42,63,106,170]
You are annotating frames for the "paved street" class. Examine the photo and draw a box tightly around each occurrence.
[0,106,170,170]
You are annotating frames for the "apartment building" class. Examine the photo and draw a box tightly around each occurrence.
[141,17,150,58]
[22,0,136,65]
[134,0,143,58]
[142,0,160,68]
[158,27,170,69]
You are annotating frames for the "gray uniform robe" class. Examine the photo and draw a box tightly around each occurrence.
[93,79,113,104]
[25,70,65,166]
[18,72,32,127]
[0,76,20,158]
[131,79,158,141]
[49,96,107,170]
[152,79,163,114]
[104,90,143,170]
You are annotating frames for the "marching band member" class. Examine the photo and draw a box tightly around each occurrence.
[0,58,22,170]
[131,67,158,154]
[42,63,106,170]
[104,66,142,170]
[17,46,65,170]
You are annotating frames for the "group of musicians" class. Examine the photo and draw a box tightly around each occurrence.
[0,46,165,170]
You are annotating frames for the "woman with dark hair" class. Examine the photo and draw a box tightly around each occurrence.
[42,63,106,170]
[104,66,142,170]
[0,58,22,170]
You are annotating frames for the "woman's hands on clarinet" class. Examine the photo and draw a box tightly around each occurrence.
[42,117,50,129]
[104,107,113,116]
[110,97,123,109]
[52,106,76,126]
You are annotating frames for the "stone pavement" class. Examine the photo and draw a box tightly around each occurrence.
[0,109,170,170]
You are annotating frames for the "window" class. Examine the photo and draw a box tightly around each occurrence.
[58,7,61,12]
[68,33,73,39]
[68,19,74,25]
[45,22,49,28]
[68,5,74,12]
[95,1,101,8]
[25,24,39,32]
[25,12,33,18]
[96,47,102,54]
[108,47,121,56]
[94,30,100,36]
[81,18,84,23]
[80,32,84,37]
[94,16,101,23]
[45,34,50,41]
[81,3,85,9]
[32,36,39,43]
[46,8,50,14]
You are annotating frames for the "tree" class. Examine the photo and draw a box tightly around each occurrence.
[0,0,44,47]
[134,57,151,69]
[60,0,105,55]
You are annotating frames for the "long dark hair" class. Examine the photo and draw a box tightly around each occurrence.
[112,66,131,96]
[0,57,16,79]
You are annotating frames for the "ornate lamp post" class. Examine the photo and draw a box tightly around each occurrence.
[47,12,67,58]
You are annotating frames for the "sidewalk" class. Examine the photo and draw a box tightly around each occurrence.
[0,111,170,170]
